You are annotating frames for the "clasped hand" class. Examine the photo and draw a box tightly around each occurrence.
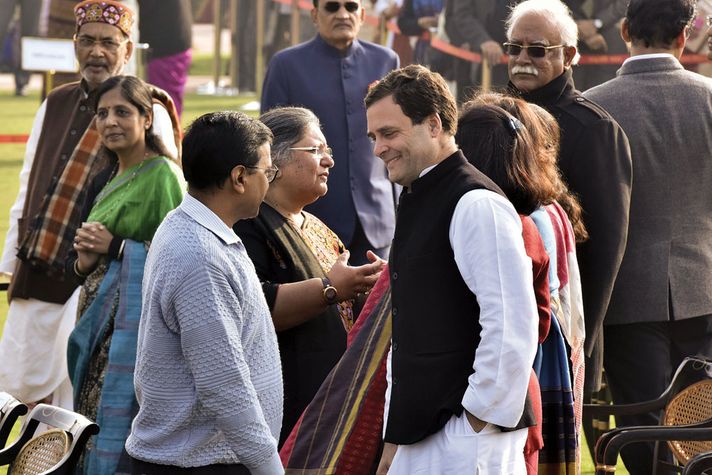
[327,250,386,301]
[73,221,113,274]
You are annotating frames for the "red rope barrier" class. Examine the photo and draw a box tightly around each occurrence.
[272,0,710,66]
[0,135,29,143]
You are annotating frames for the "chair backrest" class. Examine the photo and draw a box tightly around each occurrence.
[0,404,98,475]
[0,392,28,448]
[664,357,712,405]
[10,429,70,475]
[664,379,712,465]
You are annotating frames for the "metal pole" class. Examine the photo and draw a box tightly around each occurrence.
[290,0,301,46]
[230,0,239,89]
[480,59,491,92]
[213,0,224,88]
[256,0,266,98]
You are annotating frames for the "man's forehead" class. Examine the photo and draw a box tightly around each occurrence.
[510,12,561,44]
[78,21,126,39]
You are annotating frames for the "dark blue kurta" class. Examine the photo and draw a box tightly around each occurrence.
[261,35,399,249]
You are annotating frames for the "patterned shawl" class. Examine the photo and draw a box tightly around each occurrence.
[280,268,392,474]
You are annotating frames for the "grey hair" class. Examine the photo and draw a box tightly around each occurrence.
[259,106,322,168]
[506,0,581,65]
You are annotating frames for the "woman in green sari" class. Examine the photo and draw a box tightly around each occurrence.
[66,75,185,475]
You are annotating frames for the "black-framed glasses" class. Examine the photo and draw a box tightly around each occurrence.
[246,164,280,183]
[75,35,128,53]
[289,146,333,159]
[323,1,360,13]
[503,42,565,58]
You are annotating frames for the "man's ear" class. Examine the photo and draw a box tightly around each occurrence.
[311,6,318,24]
[428,113,443,137]
[675,25,688,50]
[563,45,577,68]
[230,165,247,194]
[124,40,134,66]
[620,18,631,43]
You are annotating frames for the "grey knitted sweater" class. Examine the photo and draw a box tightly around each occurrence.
[126,194,284,475]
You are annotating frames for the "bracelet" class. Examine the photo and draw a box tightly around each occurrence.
[73,260,90,278]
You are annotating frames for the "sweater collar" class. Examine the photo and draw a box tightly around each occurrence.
[180,194,239,245]
[510,68,575,107]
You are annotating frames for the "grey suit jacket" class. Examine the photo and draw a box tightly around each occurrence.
[585,56,712,325]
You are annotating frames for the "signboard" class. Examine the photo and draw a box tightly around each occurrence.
[21,37,78,73]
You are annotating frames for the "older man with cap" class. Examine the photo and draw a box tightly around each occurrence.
[0,0,178,411]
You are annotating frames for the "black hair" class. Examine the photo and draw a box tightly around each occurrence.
[456,103,552,215]
[182,111,273,191]
[365,64,458,135]
[95,75,172,160]
[626,0,696,48]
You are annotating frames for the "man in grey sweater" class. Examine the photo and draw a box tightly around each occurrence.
[126,111,284,475]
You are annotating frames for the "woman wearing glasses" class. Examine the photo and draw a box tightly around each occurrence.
[234,106,385,446]
[65,75,184,474]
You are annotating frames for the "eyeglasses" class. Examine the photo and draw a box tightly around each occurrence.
[503,42,565,58]
[289,146,334,158]
[323,1,360,13]
[246,164,280,183]
[75,35,128,53]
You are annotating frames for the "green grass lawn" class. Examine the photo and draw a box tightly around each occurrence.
[0,88,628,474]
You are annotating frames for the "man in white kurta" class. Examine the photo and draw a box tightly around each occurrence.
[0,0,176,409]
[366,65,538,473]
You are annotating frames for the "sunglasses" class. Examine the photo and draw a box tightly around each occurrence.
[503,42,565,58]
[323,1,360,13]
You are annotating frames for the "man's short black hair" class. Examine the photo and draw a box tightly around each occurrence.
[626,0,696,48]
[365,64,458,135]
[182,111,273,191]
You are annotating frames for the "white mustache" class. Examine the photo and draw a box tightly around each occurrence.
[511,65,539,76]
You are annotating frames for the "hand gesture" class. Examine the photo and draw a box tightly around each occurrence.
[327,250,385,301]
[74,222,114,255]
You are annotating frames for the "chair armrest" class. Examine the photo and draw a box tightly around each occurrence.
[601,426,712,469]
[584,397,668,418]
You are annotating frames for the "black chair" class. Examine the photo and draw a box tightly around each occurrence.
[586,357,712,474]
[0,403,99,474]
[0,392,28,448]
[683,451,712,475]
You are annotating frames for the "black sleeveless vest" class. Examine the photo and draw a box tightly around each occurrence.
[384,150,535,444]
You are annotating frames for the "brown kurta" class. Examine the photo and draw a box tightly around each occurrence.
[9,81,98,304]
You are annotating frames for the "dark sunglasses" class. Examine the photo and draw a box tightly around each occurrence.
[323,1,360,13]
[503,42,565,58]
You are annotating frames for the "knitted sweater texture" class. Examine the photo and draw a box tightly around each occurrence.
[126,195,284,474]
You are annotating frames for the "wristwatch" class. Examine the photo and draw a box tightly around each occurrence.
[593,18,603,30]
[321,277,338,305]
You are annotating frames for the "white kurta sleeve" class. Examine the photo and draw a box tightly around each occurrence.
[449,189,538,428]
[1,100,47,276]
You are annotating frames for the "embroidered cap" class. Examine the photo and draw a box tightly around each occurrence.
[74,0,135,37]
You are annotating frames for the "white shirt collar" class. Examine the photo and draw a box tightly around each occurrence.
[623,52,676,66]
[180,193,239,245]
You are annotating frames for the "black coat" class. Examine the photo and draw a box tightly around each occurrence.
[512,70,632,357]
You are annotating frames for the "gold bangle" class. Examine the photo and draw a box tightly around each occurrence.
[74,260,90,277]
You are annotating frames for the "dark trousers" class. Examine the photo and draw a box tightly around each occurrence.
[130,457,250,475]
[603,314,712,475]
